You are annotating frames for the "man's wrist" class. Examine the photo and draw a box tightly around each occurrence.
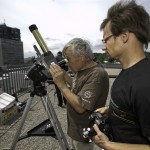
[56,81,67,90]
[98,140,111,150]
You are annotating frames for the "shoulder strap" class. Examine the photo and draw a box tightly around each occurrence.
[110,102,137,125]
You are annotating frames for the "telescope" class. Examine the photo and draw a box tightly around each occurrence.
[27,24,68,82]
[10,24,71,150]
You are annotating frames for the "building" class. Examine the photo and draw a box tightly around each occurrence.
[0,23,24,66]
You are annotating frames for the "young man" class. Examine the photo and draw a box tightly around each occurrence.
[92,0,150,150]
[50,38,109,150]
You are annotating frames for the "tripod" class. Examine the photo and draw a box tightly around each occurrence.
[10,81,70,150]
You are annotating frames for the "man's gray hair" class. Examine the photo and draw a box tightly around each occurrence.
[62,38,94,60]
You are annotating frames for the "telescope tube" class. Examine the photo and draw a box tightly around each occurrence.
[29,24,57,67]
[29,24,49,54]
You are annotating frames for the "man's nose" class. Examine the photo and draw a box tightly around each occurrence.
[101,45,107,52]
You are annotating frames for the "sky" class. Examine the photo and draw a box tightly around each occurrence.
[0,0,150,58]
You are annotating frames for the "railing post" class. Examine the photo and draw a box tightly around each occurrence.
[0,64,32,96]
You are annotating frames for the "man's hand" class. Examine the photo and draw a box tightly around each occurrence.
[92,124,150,150]
[49,63,65,86]
[92,124,110,148]
[95,106,109,118]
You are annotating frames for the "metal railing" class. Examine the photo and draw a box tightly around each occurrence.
[0,64,32,97]
[0,63,121,97]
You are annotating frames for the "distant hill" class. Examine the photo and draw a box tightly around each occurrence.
[24,51,150,64]
[24,51,36,58]
[94,51,150,63]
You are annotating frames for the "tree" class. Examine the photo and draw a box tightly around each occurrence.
[145,51,150,59]
[94,51,150,64]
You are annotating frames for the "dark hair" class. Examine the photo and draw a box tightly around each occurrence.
[100,0,150,49]
[57,51,62,56]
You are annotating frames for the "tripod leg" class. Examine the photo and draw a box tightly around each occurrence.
[10,96,34,150]
[41,95,70,150]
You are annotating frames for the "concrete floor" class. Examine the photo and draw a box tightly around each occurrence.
[0,69,120,150]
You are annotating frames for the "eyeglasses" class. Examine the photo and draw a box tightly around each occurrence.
[102,34,114,44]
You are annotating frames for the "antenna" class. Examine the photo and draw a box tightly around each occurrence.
[3,19,6,25]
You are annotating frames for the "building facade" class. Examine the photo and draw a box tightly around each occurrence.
[0,23,24,66]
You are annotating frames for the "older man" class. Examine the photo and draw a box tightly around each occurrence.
[50,38,109,150]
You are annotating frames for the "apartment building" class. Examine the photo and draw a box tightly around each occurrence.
[0,23,24,66]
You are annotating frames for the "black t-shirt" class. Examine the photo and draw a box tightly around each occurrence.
[108,58,150,144]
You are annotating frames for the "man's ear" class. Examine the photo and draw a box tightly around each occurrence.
[121,32,129,43]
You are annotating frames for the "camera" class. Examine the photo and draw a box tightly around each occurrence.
[83,112,113,140]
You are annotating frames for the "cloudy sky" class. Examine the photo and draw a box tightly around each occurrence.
[0,0,150,58]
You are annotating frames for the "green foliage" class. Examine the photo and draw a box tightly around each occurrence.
[94,51,150,63]
[24,56,36,64]
[145,51,150,59]
[94,53,106,63]
[93,53,115,63]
